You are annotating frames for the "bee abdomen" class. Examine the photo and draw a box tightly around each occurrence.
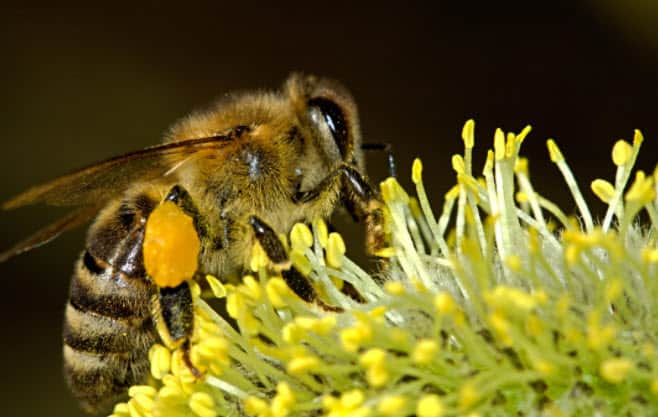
[64,194,159,413]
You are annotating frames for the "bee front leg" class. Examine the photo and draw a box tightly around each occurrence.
[338,165,387,257]
[249,216,340,311]
[294,165,387,257]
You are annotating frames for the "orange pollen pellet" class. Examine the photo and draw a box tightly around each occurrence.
[143,201,201,288]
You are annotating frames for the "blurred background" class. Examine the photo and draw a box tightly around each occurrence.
[1,1,657,416]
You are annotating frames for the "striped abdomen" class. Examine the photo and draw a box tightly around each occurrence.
[63,195,159,413]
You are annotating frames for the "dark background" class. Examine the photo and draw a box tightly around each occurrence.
[1,2,657,416]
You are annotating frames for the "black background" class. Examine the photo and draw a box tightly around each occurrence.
[1,2,657,416]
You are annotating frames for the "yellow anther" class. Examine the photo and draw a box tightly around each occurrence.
[612,139,633,166]
[112,403,130,416]
[366,364,389,388]
[127,400,148,417]
[243,396,269,416]
[626,171,655,204]
[359,348,390,387]
[600,358,633,384]
[515,191,528,203]
[514,157,528,174]
[633,129,644,146]
[241,275,262,300]
[459,382,479,410]
[314,218,329,248]
[369,305,387,318]
[505,255,522,272]
[375,247,396,258]
[148,344,171,380]
[533,359,554,377]
[445,185,460,201]
[384,281,405,295]
[204,274,226,298]
[377,395,407,416]
[434,292,456,315]
[226,293,242,319]
[341,389,365,409]
[128,385,157,399]
[417,394,444,417]
[458,175,480,197]
[587,312,617,350]
[489,312,512,346]
[486,286,536,312]
[287,355,320,375]
[110,403,130,417]
[291,223,313,250]
[505,132,516,158]
[643,248,658,264]
[195,336,229,364]
[326,232,346,268]
[546,139,563,163]
[452,154,465,175]
[272,382,295,417]
[591,179,615,203]
[516,125,532,145]
[189,392,217,417]
[494,128,506,160]
[143,201,200,288]
[462,119,475,149]
[289,249,312,276]
[282,322,303,344]
[412,158,423,184]
[360,348,386,367]
[250,241,269,272]
[266,277,290,308]
[412,339,439,365]
[130,394,154,414]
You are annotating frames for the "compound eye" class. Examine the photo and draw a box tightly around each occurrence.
[308,97,349,158]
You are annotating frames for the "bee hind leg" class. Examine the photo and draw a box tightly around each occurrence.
[249,216,341,312]
[164,184,209,240]
[152,281,202,377]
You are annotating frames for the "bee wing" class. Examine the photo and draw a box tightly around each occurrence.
[0,205,102,263]
[3,135,234,209]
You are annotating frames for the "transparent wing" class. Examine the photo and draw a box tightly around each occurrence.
[3,135,235,209]
[0,205,102,262]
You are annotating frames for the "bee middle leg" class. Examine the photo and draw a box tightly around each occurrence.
[249,216,340,311]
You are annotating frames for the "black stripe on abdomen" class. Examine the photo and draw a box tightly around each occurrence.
[82,250,105,275]
[73,251,152,319]
[63,301,154,354]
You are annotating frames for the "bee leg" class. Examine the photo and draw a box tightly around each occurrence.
[152,281,202,377]
[294,165,387,257]
[249,216,341,311]
[338,165,388,258]
[164,184,208,239]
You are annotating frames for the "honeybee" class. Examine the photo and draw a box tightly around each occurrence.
[1,74,390,413]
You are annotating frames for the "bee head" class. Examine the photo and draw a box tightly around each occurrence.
[285,74,364,173]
